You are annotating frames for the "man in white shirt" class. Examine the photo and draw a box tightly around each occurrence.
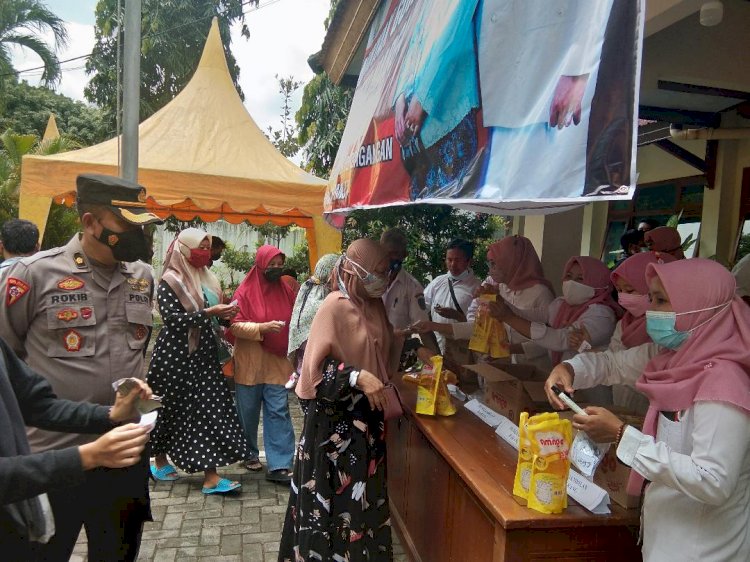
[0,219,39,279]
[380,229,429,334]
[420,239,481,356]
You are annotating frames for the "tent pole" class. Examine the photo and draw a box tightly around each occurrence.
[121,0,141,182]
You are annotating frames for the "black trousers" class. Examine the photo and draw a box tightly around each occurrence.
[36,456,151,562]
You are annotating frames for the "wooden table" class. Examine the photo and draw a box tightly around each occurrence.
[387,379,642,562]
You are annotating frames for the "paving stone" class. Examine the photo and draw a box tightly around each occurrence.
[221,533,243,555]
[157,536,201,549]
[240,543,263,562]
[200,527,222,546]
[176,545,221,557]
[162,512,185,530]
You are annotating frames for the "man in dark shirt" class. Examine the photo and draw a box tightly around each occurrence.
[0,338,152,560]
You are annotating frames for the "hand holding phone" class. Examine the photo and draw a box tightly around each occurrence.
[551,384,587,416]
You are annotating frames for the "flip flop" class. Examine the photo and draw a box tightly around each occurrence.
[150,463,179,481]
[202,478,242,495]
[243,459,263,472]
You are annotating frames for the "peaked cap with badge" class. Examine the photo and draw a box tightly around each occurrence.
[76,173,163,226]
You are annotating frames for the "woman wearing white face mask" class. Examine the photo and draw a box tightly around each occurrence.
[279,239,432,561]
[489,256,621,403]
[544,258,750,562]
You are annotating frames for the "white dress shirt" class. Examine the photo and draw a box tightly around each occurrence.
[567,345,750,562]
[382,268,429,331]
[423,271,481,353]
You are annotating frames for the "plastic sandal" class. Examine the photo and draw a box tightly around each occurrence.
[150,463,179,481]
[202,478,242,495]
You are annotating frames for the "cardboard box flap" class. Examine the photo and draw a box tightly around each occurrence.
[463,363,518,383]
[521,381,549,403]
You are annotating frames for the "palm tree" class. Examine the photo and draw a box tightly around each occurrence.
[0,0,68,86]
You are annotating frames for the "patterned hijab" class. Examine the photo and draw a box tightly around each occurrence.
[287,253,339,362]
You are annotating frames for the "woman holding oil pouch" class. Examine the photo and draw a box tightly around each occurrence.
[489,256,620,404]
[545,258,750,561]
[456,235,555,370]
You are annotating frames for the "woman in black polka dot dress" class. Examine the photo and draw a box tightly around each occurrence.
[147,228,248,494]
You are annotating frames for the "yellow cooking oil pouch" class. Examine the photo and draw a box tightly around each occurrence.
[513,412,560,501]
[415,356,443,416]
[435,376,456,416]
[468,295,510,359]
[526,416,573,514]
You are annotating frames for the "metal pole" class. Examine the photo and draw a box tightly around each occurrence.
[121,0,141,182]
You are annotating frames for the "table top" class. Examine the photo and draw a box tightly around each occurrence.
[394,378,641,530]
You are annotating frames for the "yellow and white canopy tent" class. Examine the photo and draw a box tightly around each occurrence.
[19,18,341,265]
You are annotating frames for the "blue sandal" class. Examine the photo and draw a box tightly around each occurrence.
[202,478,241,495]
[150,463,179,481]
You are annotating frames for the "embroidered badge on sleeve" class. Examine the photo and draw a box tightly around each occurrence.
[6,278,30,306]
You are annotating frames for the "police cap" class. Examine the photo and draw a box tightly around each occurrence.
[76,173,163,226]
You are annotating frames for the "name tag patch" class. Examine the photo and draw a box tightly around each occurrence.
[51,293,89,304]
[63,329,83,352]
[57,277,85,291]
[6,278,29,306]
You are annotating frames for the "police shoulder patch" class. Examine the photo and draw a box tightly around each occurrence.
[6,278,30,306]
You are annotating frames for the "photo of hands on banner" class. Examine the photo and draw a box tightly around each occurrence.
[325,0,642,215]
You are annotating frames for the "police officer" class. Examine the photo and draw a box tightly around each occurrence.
[0,173,163,561]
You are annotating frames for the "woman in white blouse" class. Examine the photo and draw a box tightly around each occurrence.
[489,255,620,403]
[455,235,555,370]
[545,258,750,562]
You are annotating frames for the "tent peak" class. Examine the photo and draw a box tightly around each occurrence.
[43,114,60,141]
[196,17,231,77]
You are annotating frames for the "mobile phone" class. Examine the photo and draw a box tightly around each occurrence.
[229,299,239,307]
[551,384,587,416]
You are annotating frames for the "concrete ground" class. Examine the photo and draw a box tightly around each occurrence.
[71,391,409,562]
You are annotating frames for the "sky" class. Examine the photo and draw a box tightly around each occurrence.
[9,0,331,139]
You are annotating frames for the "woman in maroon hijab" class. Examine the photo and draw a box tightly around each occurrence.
[231,245,297,483]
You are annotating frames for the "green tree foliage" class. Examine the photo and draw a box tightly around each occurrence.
[296,72,353,177]
[85,0,254,132]
[0,80,108,144]
[0,129,81,245]
[266,74,301,159]
[343,206,507,285]
[0,0,68,88]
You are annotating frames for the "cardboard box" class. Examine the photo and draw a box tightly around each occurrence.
[464,363,551,424]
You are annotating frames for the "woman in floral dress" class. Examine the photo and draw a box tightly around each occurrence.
[279,239,425,561]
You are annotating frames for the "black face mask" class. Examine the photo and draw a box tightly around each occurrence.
[389,259,403,274]
[264,267,284,283]
[96,226,152,263]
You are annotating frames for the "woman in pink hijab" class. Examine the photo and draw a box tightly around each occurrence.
[545,259,750,561]
[644,226,685,259]
[458,235,555,368]
[606,251,676,413]
[490,256,620,402]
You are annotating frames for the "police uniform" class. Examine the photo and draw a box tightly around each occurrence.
[0,174,162,561]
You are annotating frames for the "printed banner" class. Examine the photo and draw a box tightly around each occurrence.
[324,0,644,222]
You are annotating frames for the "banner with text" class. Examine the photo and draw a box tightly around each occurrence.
[324,0,644,222]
